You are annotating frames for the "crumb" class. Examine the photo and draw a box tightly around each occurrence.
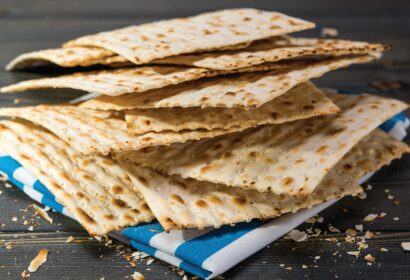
[28,226,34,231]
[366,185,373,191]
[321,27,339,37]
[380,248,388,252]
[363,213,378,222]
[364,231,375,239]
[130,271,144,280]
[379,213,387,218]
[66,236,74,243]
[393,217,399,221]
[401,242,410,251]
[32,204,53,224]
[13,98,21,104]
[364,254,375,263]
[314,256,321,260]
[346,229,357,237]
[285,230,308,242]
[347,251,360,257]
[28,248,48,272]
[21,270,30,278]
[285,266,292,271]
[146,258,154,265]
[357,192,367,200]
[387,194,394,200]
[11,217,17,222]
[355,224,363,232]
[302,264,308,269]
[328,225,340,233]
[393,199,400,205]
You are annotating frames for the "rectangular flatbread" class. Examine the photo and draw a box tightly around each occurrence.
[80,55,377,110]
[0,120,154,235]
[0,105,237,155]
[63,9,315,65]
[155,36,389,70]
[118,129,409,231]
[119,92,408,196]
[124,82,339,134]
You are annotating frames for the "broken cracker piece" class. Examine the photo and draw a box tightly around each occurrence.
[28,248,48,273]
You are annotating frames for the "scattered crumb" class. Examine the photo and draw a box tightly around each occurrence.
[280,264,285,267]
[401,242,410,251]
[0,190,3,195]
[321,27,339,37]
[132,251,149,260]
[347,251,360,257]
[387,194,394,200]
[380,248,388,252]
[328,225,340,233]
[346,229,357,237]
[393,217,399,221]
[366,184,373,191]
[364,231,375,239]
[355,224,363,232]
[285,266,292,271]
[393,199,400,205]
[13,98,21,104]
[379,213,387,218]
[32,204,53,224]
[21,270,30,279]
[302,264,308,269]
[357,242,368,250]
[11,216,17,222]
[66,236,74,243]
[130,271,144,280]
[28,226,34,232]
[94,236,102,242]
[363,213,378,222]
[28,248,48,273]
[357,192,367,200]
[285,230,308,242]
[314,256,321,260]
[5,242,12,250]
[364,254,375,263]
[384,189,390,193]
[146,258,154,265]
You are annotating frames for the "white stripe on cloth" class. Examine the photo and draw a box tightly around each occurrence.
[150,228,214,256]
[13,167,37,188]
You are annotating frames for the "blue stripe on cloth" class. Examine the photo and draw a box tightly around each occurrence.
[175,220,267,268]
[179,261,212,279]
[128,239,212,279]
[33,180,55,199]
[0,155,23,178]
[122,222,164,244]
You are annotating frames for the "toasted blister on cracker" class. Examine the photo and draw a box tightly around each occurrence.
[118,128,409,231]
[63,9,315,65]
[5,46,129,71]
[80,55,377,110]
[0,105,240,155]
[0,120,154,235]
[154,36,389,70]
[124,82,340,134]
[120,92,408,196]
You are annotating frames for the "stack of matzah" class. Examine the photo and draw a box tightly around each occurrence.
[0,9,408,236]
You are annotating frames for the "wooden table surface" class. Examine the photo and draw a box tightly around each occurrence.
[0,0,409,279]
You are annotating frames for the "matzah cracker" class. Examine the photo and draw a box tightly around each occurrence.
[125,82,339,134]
[64,9,314,65]
[5,47,128,71]
[1,66,217,96]
[119,127,409,231]
[81,55,376,110]
[120,160,361,231]
[155,36,389,70]
[0,105,237,155]
[5,42,252,71]
[339,129,410,179]
[0,120,154,235]
[119,92,408,196]
[1,60,293,96]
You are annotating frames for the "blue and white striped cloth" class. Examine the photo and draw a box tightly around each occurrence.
[0,100,408,279]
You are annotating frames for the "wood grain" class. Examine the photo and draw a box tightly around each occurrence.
[0,0,409,279]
